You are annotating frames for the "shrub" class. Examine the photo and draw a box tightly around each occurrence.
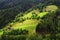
[1,35,27,40]
[3,29,28,35]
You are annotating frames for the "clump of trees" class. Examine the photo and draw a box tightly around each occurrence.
[36,10,60,40]
[3,29,28,35]
[1,35,27,40]
[14,14,26,23]
[1,32,60,40]
[1,29,28,40]
[31,12,38,19]
[30,12,41,20]
[15,18,26,23]
[15,12,41,22]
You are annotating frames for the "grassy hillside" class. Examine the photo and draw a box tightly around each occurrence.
[0,10,48,35]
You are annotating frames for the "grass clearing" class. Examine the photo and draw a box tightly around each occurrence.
[45,5,58,12]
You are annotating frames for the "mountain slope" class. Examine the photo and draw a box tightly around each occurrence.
[0,9,49,35]
[0,0,44,27]
[0,5,58,36]
[0,0,59,28]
